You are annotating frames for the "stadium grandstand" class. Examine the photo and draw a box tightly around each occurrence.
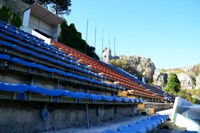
[0,2,173,133]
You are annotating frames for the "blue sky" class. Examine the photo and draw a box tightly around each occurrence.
[65,0,200,69]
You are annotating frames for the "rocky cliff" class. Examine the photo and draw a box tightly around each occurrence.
[153,64,200,90]
[109,55,156,82]
[0,0,29,17]
[102,48,200,90]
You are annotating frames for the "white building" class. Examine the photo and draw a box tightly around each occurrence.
[22,3,64,44]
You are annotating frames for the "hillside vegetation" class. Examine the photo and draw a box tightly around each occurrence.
[155,64,200,90]
[58,21,99,60]
[0,6,22,27]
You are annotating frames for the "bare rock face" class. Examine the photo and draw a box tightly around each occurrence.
[103,46,200,90]
[196,75,200,89]
[153,64,200,90]
[177,73,194,90]
[1,0,29,17]
[120,55,156,82]
[153,69,168,87]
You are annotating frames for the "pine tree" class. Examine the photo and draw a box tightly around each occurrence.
[22,0,71,16]
[164,73,180,94]
[58,21,99,60]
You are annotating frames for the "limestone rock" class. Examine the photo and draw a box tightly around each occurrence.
[119,55,156,82]
[196,75,200,89]
[153,69,168,87]
[177,73,194,90]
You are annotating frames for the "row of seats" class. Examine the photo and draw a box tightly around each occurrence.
[0,20,127,90]
[68,46,164,98]
[0,54,125,90]
[102,115,169,133]
[0,19,77,62]
[0,36,105,80]
[52,41,139,84]
[101,61,144,85]
[51,40,162,98]
[52,40,163,99]
[142,84,164,95]
[0,20,75,60]
[102,61,165,96]
[0,20,106,80]
[0,19,165,101]
[0,82,143,103]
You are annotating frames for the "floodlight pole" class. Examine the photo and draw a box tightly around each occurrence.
[102,29,104,53]
[85,19,89,54]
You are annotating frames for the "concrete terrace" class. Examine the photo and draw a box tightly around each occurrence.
[40,109,188,133]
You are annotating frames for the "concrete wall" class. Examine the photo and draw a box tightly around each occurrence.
[0,69,135,133]
[29,15,58,39]
[144,102,172,111]
[0,100,135,133]
[172,96,192,121]
[29,15,50,34]
[174,113,200,132]
[0,70,117,96]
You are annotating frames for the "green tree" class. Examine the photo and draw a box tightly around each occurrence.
[22,0,71,15]
[49,0,71,15]
[11,14,22,27]
[58,21,99,60]
[164,73,180,94]
[0,6,11,22]
[192,98,198,104]
[0,6,22,27]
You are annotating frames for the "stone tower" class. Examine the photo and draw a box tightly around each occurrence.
[102,47,112,63]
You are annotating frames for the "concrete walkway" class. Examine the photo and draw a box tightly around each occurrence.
[40,108,180,133]
[39,115,149,133]
[156,108,173,118]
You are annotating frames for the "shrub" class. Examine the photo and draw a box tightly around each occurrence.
[11,14,22,27]
[0,6,22,27]
[0,6,11,22]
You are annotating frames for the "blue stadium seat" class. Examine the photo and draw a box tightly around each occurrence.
[84,93,102,101]
[0,53,124,91]
[0,33,107,79]
[0,54,11,61]
[102,130,116,133]
[0,82,28,93]
[101,95,113,101]
[12,58,38,68]
[130,122,153,132]
[102,114,169,133]
[62,90,81,99]
[112,97,122,102]
[28,86,63,96]
[117,125,146,133]
[122,97,130,102]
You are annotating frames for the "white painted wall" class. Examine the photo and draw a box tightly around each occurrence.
[174,113,200,132]
[28,15,58,40]
[172,96,193,121]
[22,9,30,27]
[172,97,200,132]
[32,30,51,44]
